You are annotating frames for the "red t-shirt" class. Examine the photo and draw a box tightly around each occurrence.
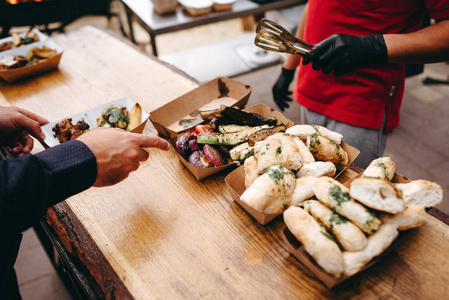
[294,0,449,132]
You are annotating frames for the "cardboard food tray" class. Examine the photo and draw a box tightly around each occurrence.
[41,97,150,148]
[282,172,413,288]
[281,226,408,289]
[172,103,294,181]
[225,141,359,225]
[0,38,63,83]
[150,77,252,139]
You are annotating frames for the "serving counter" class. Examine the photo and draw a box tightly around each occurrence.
[1,26,448,299]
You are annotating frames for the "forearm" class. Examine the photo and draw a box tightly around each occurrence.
[385,19,449,64]
[283,3,308,70]
[0,140,96,234]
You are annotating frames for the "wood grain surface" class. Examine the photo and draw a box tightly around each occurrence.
[1,26,448,299]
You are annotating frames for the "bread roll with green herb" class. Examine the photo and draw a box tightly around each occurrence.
[395,179,443,208]
[301,200,368,252]
[362,157,396,181]
[297,161,336,178]
[350,177,404,214]
[380,204,427,231]
[291,176,317,206]
[285,124,343,144]
[292,135,315,165]
[284,206,344,278]
[343,223,398,276]
[307,134,348,170]
[314,177,381,234]
[240,165,296,214]
[254,133,303,174]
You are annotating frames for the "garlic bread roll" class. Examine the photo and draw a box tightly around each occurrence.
[292,135,315,165]
[244,156,259,189]
[314,177,381,234]
[395,179,443,208]
[254,133,302,174]
[301,200,368,252]
[343,223,398,276]
[307,134,348,170]
[285,124,343,144]
[284,206,344,278]
[297,161,336,178]
[362,157,396,181]
[350,177,404,214]
[291,176,317,206]
[380,204,427,231]
[240,165,296,214]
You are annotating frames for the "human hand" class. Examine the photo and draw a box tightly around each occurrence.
[0,106,49,154]
[77,128,170,187]
[302,34,388,77]
[272,67,296,111]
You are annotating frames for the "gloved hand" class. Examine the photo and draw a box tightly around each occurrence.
[272,67,296,111]
[302,33,388,77]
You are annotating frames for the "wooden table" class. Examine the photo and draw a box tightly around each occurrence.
[1,26,449,299]
[121,0,304,56]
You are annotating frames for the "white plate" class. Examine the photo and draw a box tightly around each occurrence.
[41,97,150,148]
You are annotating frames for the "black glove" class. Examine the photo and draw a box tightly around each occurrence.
[272,67,296,111]
[302,33,388,77]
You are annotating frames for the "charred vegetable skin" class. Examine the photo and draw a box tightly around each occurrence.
[219,105,277,126]
[248,124,287,146]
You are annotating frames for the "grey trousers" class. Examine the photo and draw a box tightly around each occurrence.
[301,107,390,169]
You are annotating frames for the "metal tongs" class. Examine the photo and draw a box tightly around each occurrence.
[254,18,313,57]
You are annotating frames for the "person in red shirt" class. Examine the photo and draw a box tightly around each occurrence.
[272,1,449,168]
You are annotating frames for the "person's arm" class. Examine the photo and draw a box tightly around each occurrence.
[385,19,449,63]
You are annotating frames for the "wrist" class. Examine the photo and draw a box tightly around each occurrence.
[281,67,296,80]
[365,34,388,64]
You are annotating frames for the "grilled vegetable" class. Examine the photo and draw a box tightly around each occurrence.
[218,124,253,134]
[195,124,214,133]
[200,109,222,121]
[248,124,287,146]
[203,144,227,166]
[188,151,212,168]
[220,105,277,126]
[229,142,254,161]
[209,117,236,130]
[197,125,270,146]
[98,105,130,129]
[175,132,197,158]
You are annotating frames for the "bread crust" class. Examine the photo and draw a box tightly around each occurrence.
[307,135,348,170]
[291,176,317,206]
[285,124,343,144]
[284,206,344,277]
[395,179,443,208]
[350,177,404,214]
[297,161,336,178]
[362,157,396,181]
[244,156,259,189]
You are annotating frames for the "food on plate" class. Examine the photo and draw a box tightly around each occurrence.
[296,161,336,178]
[188,150,212,168]
[248,124,287,146]
[0,28,39,52]
[97,105,130,129]
[313,177,381,234]
[219,105,277,127]
[362,157,396,181]
[290,176,317,206]
[240,165,296,214]
[52,118,90,143]
[307,134,348,170]
[284,206,344,277]
[292,135,315,165]
[395,179,443,207]
[285,124,343,144]
[349,177,404,214]
[203,144,227,166]
[301,200,368,252]
[27,46,57,61]
[229,142,253,161]
[197,125,270,146]
[380,204,427,231]
[244,156,259,189]
[342,223,399,276]
[0,55,28,70]
[254,133,303,174]
[126,103,142,131]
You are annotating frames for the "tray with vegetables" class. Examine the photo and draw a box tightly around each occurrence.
[171,103,294,180]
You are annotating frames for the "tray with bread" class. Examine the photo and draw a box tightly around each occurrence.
[225,124,359,224]
[282,157,443,288]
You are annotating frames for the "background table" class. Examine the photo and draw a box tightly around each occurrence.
[121,0,304,56]
[1,26,449,299]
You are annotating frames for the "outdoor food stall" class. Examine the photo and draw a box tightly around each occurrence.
[0,22,448,300]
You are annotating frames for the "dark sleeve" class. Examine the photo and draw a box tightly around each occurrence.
[0,140,97,235]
